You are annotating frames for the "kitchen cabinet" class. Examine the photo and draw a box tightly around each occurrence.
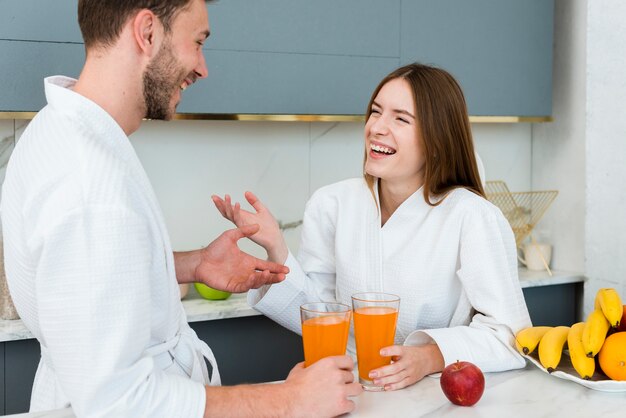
[1,0,553,117]
[189,315,303,385]
[3,339,40,415]
[0,343,4,414]
[401,0,554,117]
[0,315,302,415]
[522,282,582,327]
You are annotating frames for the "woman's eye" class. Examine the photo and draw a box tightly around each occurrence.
[371,109,381,115]
[397,117,409,124]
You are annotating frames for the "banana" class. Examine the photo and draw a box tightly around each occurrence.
[515,326,553,355]
[594,288,623,328]
[538,326,570,372]
[568,322,595,380]
[581,309,610,357]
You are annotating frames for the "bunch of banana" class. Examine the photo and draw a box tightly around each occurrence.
[514,288,624,379]
[594,288,623,328]
[568,322,595,380]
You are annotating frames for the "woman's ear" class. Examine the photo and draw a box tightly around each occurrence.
[132,9,160,57]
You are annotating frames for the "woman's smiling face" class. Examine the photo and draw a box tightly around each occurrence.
[364,77,425,190]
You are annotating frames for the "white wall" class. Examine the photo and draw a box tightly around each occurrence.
[3,117,532,261]
[531,0,587,274]
[584,0,626,311]
[532,0,626,315]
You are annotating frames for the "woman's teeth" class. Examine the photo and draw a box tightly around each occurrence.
[371,144,396,155]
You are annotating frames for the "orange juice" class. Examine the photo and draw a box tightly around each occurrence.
[302,314,351,367]
[353,306,398,381]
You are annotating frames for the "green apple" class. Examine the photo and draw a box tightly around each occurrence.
[194,283,232,300]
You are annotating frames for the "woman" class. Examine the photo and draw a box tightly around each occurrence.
[212,63,531,391]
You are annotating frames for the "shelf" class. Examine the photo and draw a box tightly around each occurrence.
[0,112,552,123]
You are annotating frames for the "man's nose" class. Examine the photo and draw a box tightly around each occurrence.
[195,50,209,79]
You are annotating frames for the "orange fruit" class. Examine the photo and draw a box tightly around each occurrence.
[598,332,626,381]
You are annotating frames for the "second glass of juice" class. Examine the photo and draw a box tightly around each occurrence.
[351,292,400,391]
[300,302,351,367]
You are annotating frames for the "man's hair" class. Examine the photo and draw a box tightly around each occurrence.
[78,0,194,49]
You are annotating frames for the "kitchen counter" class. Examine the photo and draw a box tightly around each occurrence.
[5,363,624,417]
[0,269,585,343]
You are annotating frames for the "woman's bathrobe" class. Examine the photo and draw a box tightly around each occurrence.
[1,76,218,417]
[249,178,532,372]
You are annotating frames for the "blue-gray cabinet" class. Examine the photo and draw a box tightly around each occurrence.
[1,1,553,115]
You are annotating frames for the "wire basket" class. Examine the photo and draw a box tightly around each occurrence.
[485,181,558,248]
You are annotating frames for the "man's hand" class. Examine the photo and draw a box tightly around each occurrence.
[284,356,363,417]
[193,224,289,293]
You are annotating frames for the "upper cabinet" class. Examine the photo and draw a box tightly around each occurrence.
[0,0,553,117]
[400,0,554,117]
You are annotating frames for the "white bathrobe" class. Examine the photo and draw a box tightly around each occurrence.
[1,77,219,417]
[249,178,532,372]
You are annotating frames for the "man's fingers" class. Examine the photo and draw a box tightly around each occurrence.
[346,382,364,397]
[247,271,286,289]
[254,258,290,275]
[234,223,261,238]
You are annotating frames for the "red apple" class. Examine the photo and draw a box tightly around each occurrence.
[440,360,485,407]
[617,305,626,332]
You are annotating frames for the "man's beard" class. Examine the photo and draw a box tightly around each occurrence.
[143,40,187,120]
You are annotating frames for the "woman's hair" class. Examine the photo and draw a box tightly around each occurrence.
[363,63,485,206]
[78,0,197,49]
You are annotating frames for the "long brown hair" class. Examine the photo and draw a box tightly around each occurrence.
[364,63,485,206]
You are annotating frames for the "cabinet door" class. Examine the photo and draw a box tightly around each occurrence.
[190,315,304,385]
[4,339,40,415]
[0,343,5,415]
[522,283,582,326]
[179,0,401,114]
[400,0,554,116]
[0,41,85,112]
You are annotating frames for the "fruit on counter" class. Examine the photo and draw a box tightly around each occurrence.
[598,332,626,381]
[594,288,623,328]
[194,283,232,300]
[515,326,553,355]
[538,326,570,372]
[582,309,610,358]
[567,322,595,380]
[440,361,485,407]
[616,305,626,333]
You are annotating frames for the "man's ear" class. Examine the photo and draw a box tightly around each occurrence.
[132,9,161,57]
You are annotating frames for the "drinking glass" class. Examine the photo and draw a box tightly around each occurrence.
[300,302,351,367]
[351,292,400,391]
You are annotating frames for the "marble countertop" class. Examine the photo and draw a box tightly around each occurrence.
[6,364,624,418]
[0,269,585,343]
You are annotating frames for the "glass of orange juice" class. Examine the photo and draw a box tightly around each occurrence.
[351,292,400,391]
[300,302,351,367]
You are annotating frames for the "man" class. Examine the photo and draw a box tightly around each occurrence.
[0,1,362,416]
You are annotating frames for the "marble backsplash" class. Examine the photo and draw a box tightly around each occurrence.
[2,118,531,259]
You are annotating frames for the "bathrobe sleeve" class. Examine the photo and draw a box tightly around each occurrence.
[37,205,205,418]
[404,202,532,372]
[248,189,338,335]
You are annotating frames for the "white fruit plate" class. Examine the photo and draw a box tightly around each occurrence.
[525,350,626,392]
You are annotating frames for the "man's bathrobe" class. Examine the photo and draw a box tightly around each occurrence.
[249,178,532,372]
[1,76,218,417]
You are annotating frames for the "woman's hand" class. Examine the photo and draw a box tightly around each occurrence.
[368,344,445,391]
[212,191,288,263]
